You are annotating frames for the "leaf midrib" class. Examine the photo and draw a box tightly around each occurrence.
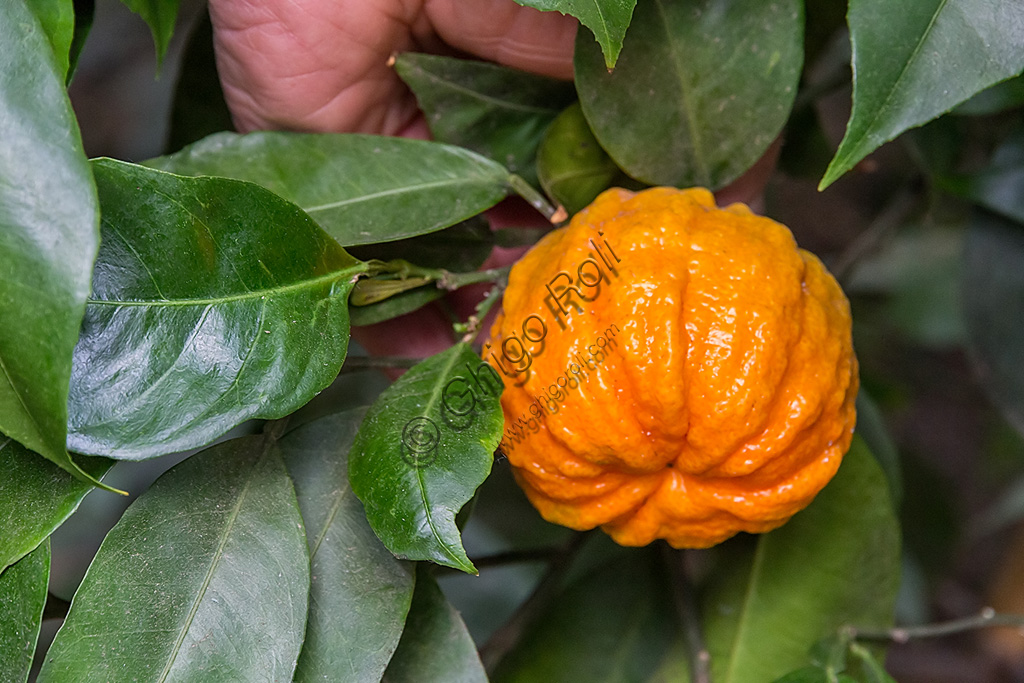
[412,346,470,569]
[413,66,563,115]
[87,263,367,308]
[0,347,49,454]
[848,0,950,149]
[655,0,709,181]
[302,176,507,215]
[156,449,263,682]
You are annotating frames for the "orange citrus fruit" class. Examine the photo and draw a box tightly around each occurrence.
[483,187,858,548]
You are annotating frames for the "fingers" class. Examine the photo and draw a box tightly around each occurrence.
[209,0,576,135]
[209,0,427,134]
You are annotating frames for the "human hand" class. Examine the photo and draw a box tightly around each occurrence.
[209,0,577,136]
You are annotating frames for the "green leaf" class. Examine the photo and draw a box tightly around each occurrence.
[66,159,367,459]
[25,0,74,79]
[350,286,445,327]
[0,540,49,683]
[279,409,416,682]
[0,0,101,485]
[119,0,178,64]
[537,102,624,215]
[0,436,111,572]
[515,0,637,69]
[575,0,803,190]
[395,52,576,186]
[382,564,487,683]
[351,278,435,307]
[820,0,1024,189]
[349,343,503,573]
[147,132,512,246]
[166,8,233,152]
[38,435,310,681]
[703,438,901,682]
[491,550,674,682]
[942,128,1024,224]
[963,212,1024,438]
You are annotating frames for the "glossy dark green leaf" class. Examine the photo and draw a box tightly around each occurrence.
[575,0,802,190]
[382,564,487,683]
[395,52,575,186]
[963,212,1024,438]
[66,159,367,459]
[0,436,111,572]
[280,409,416,683]
[350,286,445,327]
[347,217,495,273]
[702,439,900,682]
[349,343,503,573]
[492,550,674,682]
[943,129,1024,224]
[0,0,101,484]
[38,435,310,681]
[514,0,637,69]
[166,8,233,152]
[0,540,49,683]
[25,0,74,79]
[537,102,623,215]
[120,0,178,63]
[954,75,1024,116]
[147,132,512,245]
[820,0,1024,188]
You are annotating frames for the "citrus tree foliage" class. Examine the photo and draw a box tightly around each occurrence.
[2,0,1023,681]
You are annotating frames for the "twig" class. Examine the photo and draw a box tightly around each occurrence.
[479,531,589,674]
[439,265,511,291]
[456,279,507,344]
[831,184,921,285]
[663,545,712,683]
[848,608,1024,644]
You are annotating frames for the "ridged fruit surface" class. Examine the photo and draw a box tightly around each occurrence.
[484,187,858,548]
